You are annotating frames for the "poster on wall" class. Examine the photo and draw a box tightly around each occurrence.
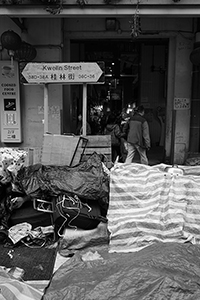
[174,98,190,110]
[0,61,22,143]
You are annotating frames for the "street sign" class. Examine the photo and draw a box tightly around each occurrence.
[21,62,104,84]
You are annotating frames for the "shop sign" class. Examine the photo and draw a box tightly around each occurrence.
[22,62,104,84]
[0,61,22,143]
[174,98,190,110]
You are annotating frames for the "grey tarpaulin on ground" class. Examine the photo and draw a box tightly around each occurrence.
[43,242,200,300]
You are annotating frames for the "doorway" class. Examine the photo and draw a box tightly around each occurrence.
[69,39,168,162]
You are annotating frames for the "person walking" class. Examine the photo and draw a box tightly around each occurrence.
[119,111,129,162]
[75,114,91,135]
[104,113,123,163]
[123,105,150,165]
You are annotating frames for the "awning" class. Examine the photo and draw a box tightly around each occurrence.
[1,2,200,18]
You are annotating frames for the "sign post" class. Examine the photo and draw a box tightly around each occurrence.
[44,84,49,134]
[82,83,87,136]
[22,62,104,134]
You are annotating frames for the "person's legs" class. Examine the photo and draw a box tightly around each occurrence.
[136,145,148,165]
[125,142,136,163]
[120,138,128,162]
[116,145,121,162]
[112,146,118,162]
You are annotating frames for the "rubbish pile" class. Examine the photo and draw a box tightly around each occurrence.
[0,148,110,247]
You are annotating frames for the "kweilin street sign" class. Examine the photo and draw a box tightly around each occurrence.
[22,62,104,84]
[21,61,105,135]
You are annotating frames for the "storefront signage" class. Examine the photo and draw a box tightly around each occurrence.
[174,98,190,110]
[0,61,22,143]
[22,62,104,84]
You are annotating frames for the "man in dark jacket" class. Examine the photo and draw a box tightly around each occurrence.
[123,105,150,165]
[104,113,123,163]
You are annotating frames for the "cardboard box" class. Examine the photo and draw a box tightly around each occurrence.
[41,134,86,166]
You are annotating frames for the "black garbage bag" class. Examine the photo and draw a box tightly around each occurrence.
[54,194,108,232]
[0,183,10,230]
[14,153,109,210]
[0,182,29,231]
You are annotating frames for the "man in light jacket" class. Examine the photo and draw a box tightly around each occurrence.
[123,105,150,165]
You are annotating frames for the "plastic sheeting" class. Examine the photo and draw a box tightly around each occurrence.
[58,222,109,257]
[43,242,200,300]
[0,266,43,300]
[13,153,109,209]
[108,163,200,253]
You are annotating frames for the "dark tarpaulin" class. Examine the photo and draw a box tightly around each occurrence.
[0,182,27,230]
[43,242,200,300]
[14,153,109,209]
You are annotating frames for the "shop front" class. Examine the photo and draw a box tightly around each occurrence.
[62,15,193,164]
[0,1,198,164]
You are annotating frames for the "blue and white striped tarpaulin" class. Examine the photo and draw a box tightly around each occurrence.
[108,163,200,253]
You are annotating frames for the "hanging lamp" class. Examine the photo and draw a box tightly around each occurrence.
[1,30,21,50]
[14,41,37,62]
[1,30,22,65]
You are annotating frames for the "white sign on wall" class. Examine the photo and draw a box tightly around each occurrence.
[174,98,190,110]
[0,61,22,143]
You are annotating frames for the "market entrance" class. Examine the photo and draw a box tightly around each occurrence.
[69,39,168,162]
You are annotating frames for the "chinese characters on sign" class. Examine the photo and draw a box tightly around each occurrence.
[22,62,104,84]
[21,62,105,135]
[174,98,190,110]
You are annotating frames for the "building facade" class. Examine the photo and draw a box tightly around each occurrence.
[0,0,199,164]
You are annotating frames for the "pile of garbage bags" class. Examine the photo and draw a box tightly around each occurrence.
[0,148,109,243]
